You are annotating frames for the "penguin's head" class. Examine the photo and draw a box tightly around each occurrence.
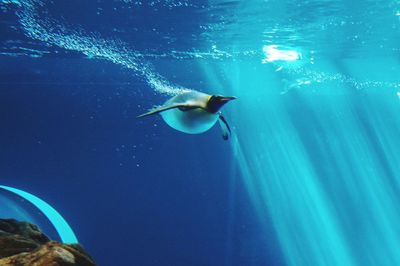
[206,95,237,113]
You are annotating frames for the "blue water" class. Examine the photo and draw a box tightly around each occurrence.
[1,1,400,265]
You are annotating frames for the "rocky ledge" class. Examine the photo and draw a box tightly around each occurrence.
[0,219,95,266]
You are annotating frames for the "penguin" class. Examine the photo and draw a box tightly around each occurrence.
[137,90,236,140]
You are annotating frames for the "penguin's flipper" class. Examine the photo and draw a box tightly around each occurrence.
[137,104,202,118]
[218,114,231,140]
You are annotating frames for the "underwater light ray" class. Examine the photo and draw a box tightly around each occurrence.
[199,60,349,264]
[202,53,400,265]
[0,185,78,244]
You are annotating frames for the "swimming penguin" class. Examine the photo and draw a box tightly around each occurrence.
[137,90,236,140]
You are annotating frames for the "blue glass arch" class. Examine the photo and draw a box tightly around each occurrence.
[0,185,78,244]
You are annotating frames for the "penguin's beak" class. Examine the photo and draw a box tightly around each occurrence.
[207,95,237,113]
[220,96,237,102]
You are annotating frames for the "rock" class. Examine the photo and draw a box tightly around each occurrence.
[0,235,41,259]
[0,241,96,266]
[0,219,49,259]
[0,219,96,266]
[0,218,50,244]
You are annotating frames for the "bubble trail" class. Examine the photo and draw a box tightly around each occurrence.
[4,0,189,96]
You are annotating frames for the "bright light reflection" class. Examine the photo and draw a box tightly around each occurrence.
[262,45,301,63]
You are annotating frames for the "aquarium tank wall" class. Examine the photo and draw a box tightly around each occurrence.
[1,0,400,265]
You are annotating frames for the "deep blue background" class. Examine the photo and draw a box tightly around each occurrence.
[4,1,400,265]
[0,53,283,265]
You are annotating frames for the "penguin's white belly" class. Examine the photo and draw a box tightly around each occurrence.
[161,108,219,134]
